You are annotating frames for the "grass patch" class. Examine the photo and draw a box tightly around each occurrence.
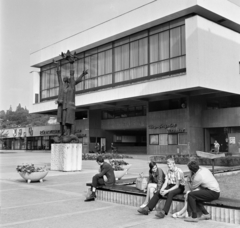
[216,172,240,200]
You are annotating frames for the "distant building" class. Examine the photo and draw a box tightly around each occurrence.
[29,0,240,155]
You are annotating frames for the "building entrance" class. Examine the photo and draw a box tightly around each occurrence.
[206,128,228,152]
[111,130,147,154]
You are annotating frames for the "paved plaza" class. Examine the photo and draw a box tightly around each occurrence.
[0,151,239,228]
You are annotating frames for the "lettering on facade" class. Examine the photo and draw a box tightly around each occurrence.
[18,129,22,137]
[13,128,27,138]
[29,127,33,136]
[0,130,9,137]
[40,130,60,135]
[148,123,177,129]
[167,128,185,133]
[148,123,186,133]
[13,129,17,137]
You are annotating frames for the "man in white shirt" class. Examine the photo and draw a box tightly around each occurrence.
[184,160,220,222]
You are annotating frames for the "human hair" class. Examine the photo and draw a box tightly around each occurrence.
[96,155,104,163]
[63,76,69,82]
[149,161,157,174]
[167,158,175,164]
[187,160,199,173]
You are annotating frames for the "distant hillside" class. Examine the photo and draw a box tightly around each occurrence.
[0,104,50,129]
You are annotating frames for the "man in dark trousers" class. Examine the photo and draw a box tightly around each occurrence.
[184,160,220,222]
[85,155,116,201]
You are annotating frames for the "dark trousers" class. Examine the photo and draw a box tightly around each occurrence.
[91,174,105,189]
[187,189,220,218]
[147,184,184,214]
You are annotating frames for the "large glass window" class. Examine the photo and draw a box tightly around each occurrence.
[114,31,148,83]
[149,20,185,76]
[40,17,186,101]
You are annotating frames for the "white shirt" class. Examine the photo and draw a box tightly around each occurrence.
[191,167,220,193]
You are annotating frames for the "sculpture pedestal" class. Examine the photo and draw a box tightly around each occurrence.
[51,144,82,171]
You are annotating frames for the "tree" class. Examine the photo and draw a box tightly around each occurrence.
[0,104,51,129]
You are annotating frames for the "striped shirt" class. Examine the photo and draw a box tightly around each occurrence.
[166,167,185,186]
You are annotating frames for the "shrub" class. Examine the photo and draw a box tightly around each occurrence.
[16,164,48,174]
[149,154,240,166]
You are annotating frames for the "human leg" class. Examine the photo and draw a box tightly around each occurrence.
[163,185,184,215]
[172,200,187,218]
[85,174,105,202]
[138,191,162,215]
[140,183,157,207]
[185,189,219,220]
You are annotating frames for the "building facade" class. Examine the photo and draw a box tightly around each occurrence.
[29,0,240,155]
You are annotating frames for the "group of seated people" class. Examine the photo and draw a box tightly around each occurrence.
[85,156,220,223]
[138,159,220,222]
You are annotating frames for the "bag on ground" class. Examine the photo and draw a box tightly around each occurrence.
[86,187,92,198]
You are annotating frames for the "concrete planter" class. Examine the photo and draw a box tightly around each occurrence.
[19,171,48,183]
[121,164,132,174]
[114,169,127,180]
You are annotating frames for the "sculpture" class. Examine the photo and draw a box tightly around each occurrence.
[53,50,88,143]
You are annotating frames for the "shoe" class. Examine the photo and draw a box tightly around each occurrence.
[184,217,198,222]
[172,212,179,218]
[140,203,147,208]
[137,206,149,215]
[155,210,165,219]
[84,192,96,202]
[172,212,186,218]
[199,214,211,220]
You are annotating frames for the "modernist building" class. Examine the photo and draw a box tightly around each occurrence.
[29,0,240,155]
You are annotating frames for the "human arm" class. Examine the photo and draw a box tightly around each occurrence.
[75,69,88,85]
[156,169,165,192]
[95,163,110,177]
[53,60,63,104]
[161,179,180,196]
[160,176,168,195]
[190,172,202,190]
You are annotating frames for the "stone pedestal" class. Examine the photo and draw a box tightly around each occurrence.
[51,144,82,171]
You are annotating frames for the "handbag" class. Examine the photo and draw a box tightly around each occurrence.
[136,173,148,191]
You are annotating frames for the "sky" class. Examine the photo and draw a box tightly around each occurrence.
[0,0,150,112]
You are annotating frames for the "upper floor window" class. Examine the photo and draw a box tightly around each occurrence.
[40,17,186,101]
[149,19,186,75]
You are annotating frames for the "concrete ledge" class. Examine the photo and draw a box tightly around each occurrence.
[96,188,240,224]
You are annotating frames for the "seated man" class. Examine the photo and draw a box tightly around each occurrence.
[85,155,115,202]
[184,160,220,222]
[138,158,185,218]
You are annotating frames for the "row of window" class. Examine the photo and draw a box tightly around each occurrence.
[40,18,186,100]
[149,133,187,145]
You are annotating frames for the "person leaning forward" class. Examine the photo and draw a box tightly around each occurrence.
[138,158,185,218]
[85,156,115,201]
[184,160,220,222]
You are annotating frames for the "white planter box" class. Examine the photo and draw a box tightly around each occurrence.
[51,144,82,171]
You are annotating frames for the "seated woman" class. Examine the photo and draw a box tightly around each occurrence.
[140,161,165,208]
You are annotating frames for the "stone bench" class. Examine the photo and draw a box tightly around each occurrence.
[86,178,240,224]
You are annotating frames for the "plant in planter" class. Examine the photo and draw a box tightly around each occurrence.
[16,164,49,183]
[108,159,128,180]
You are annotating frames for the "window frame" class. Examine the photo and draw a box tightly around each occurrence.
[149,134,159,145]
[40,17,186,102]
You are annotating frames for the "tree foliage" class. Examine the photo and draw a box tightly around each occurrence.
[0,104,50,129]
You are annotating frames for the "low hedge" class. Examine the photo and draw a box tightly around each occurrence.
[82,152,132,160]
[150,154,240,166]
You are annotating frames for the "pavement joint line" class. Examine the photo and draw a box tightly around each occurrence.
[0,182,86,192]
[0,179,84,198]
[117,218,158,228]
[0,205,116,227]
[1,197,85,210]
